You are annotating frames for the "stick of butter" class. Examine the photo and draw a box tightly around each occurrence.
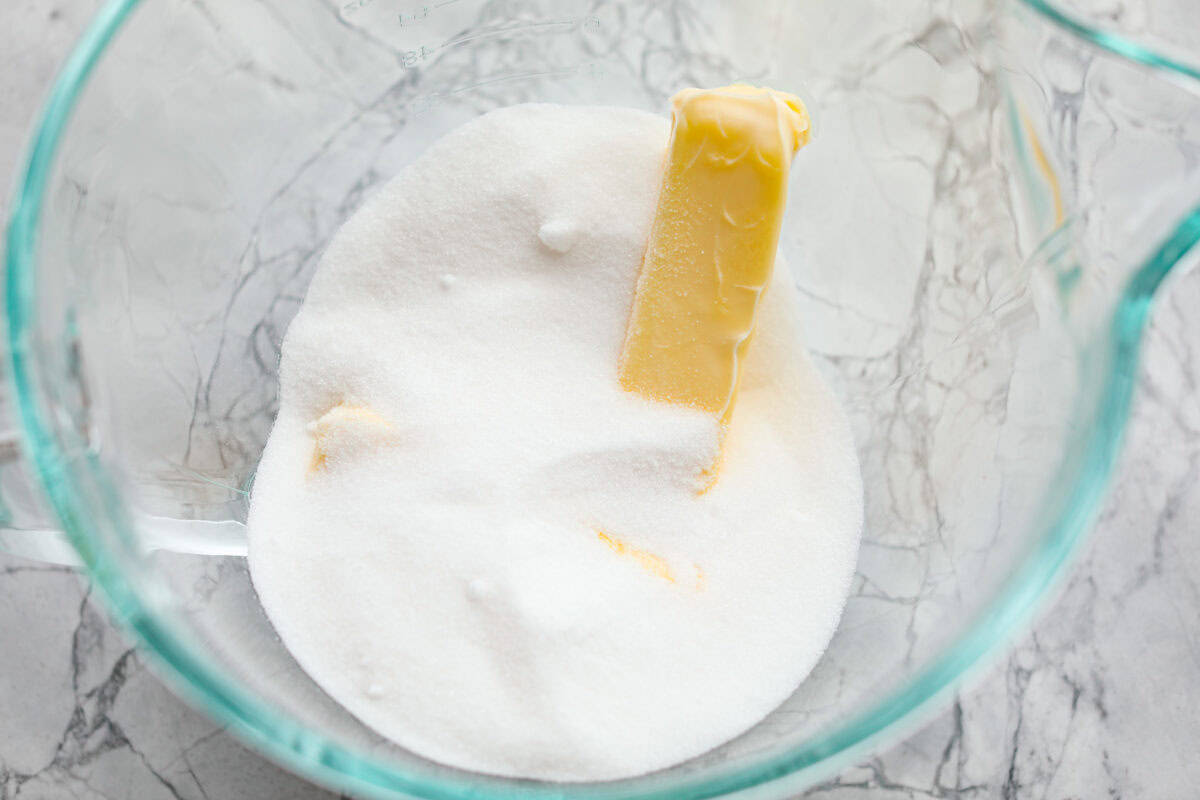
[618,84,811,483]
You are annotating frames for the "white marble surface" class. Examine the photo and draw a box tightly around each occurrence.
[3,2,1200,798]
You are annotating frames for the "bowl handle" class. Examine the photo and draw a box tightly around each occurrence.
[0,426,81,566]
[0,429,249,565]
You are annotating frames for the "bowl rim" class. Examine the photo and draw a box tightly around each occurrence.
[6,1,1200,798]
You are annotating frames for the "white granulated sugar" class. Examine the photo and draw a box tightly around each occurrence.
[536,217,581,253]
[247,104,863,782]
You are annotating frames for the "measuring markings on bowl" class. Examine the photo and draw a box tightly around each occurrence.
[398,0,459,27]
[342,0,461,21]
[400,16,603,70]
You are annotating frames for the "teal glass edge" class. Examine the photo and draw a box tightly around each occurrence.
[1019,0,1200,82]
[5,0,1199,798]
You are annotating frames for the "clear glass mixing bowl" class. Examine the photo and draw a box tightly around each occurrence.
[5,0,1200,797]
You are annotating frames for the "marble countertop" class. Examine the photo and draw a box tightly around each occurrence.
[3,2,1199,798]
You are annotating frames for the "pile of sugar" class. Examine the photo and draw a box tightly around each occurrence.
[247,104,863,782]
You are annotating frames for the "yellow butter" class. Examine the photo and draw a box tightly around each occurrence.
[308,404,396,474]
[618,84,810,480]
[594,529,705,590]
[596,530,676,583]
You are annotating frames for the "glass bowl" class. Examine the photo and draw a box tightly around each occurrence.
[5,0,1200,797]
